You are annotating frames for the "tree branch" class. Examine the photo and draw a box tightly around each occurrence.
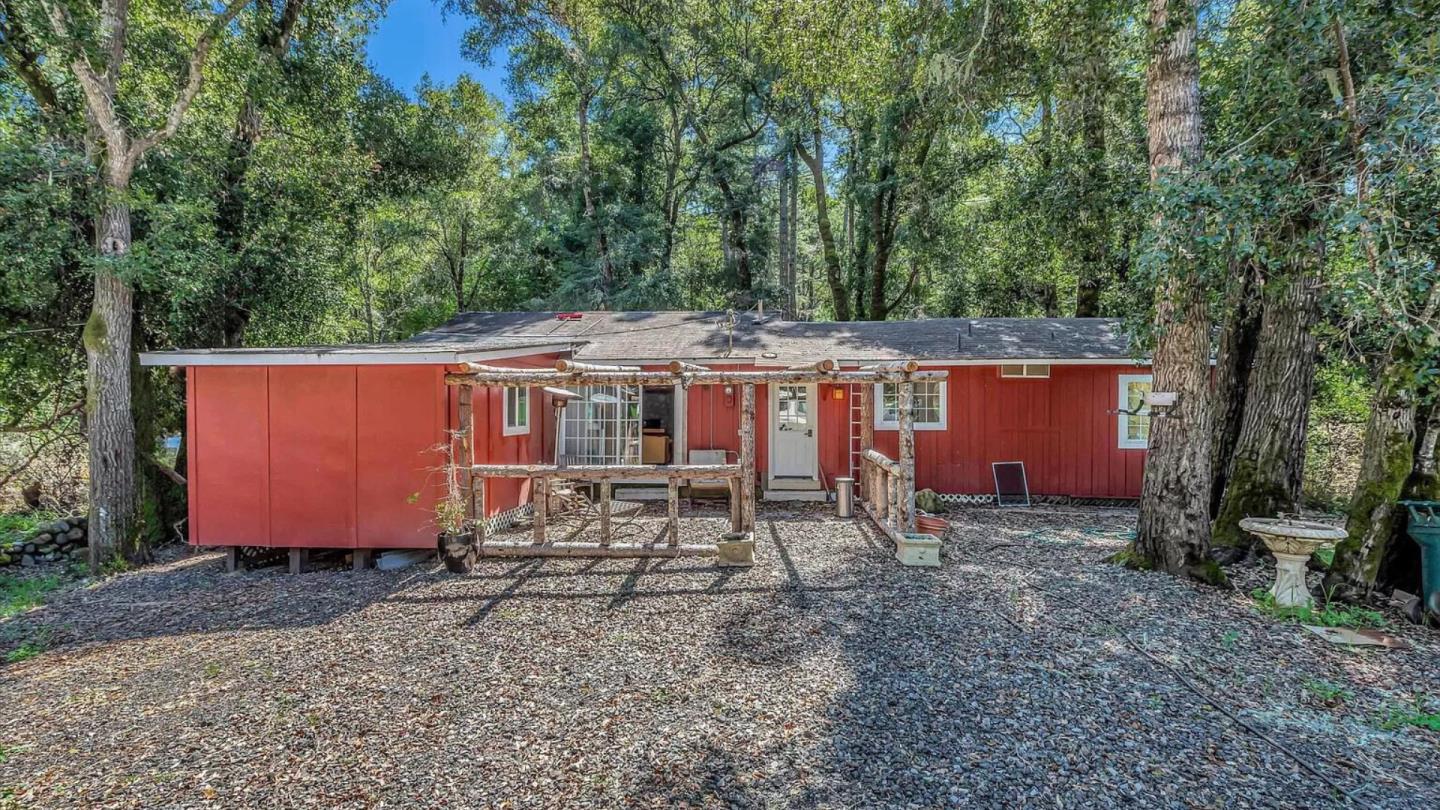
[127,0,253,161]
[0,0,61,115]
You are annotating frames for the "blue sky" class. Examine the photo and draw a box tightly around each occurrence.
[367,0,511,105]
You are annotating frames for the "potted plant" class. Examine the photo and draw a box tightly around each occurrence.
[431,437,476,574]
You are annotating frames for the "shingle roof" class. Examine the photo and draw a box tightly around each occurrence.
[411,312,1139,364]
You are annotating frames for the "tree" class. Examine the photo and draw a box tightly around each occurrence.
[1130,0,1221,583]
[25,0,248,566]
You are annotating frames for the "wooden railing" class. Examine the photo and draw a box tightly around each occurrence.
[860,448,911,539]
[469,462,743,555]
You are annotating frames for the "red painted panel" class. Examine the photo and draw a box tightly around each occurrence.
[356,366,445,549]
[268,365,358,548]
[844,364,1149,499]
[191,366,269,546]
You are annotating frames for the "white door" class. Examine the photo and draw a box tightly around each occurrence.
[770,383,818,479]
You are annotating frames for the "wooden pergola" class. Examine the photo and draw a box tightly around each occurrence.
[444,358,945,564]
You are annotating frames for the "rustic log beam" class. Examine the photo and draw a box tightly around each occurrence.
[667,360,710,373]
[859,360,920,373]
[897,380,916,533]
[463,362,531,373]
[471,463,741,480]
[862,449,902,475]
[447,369,947,387]
[785,358,837,372]
[533,477,547,544]
[740,383,756,532]
[667,477,680,546]
[475,542,718,558]
[556,359,641,373]
[599,480,612,546]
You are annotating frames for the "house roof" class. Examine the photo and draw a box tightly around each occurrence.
[411,312,1140,365]
[141,311,1143,366]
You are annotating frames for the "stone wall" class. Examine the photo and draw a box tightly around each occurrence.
[0,516,88,567]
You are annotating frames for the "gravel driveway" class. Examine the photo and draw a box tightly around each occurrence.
[1,505,1437,808]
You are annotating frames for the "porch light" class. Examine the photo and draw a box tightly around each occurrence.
[831,387,846,401]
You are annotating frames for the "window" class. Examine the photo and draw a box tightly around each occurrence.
[558,385,641,464]
[1118,374,1152,449]
[503,387,530,436]
[999,363,1051,379]
[776,385,809,424]
[874,381,946,430]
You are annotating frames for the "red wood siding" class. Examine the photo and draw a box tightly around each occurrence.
[191,366,270,546]
[188,363,481,549]
[357,366,447,547]
[866,364,1147,498]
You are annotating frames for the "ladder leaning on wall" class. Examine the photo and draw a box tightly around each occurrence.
[848,383,863,488]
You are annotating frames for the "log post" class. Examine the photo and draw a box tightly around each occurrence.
[224,546,239,573]
[457,385,475,525]
[897,379,915,533]
[475,474,486,545]
[860,382,874,499]
[728,477,741,532]
[599,480,612,546]
[533,477,547,544]
[740,384,757,532]
[667,477,680,546]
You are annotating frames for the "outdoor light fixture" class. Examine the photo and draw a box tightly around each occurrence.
[832,387,846,401]
[724,384,735,406]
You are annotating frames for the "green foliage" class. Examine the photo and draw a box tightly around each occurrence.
[0,574,60,618]
[1377,697,1440,732]
[1249,588,1387,629]
[1302,678,1352,705]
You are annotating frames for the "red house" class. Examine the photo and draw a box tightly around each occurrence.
[140,312,1152,554]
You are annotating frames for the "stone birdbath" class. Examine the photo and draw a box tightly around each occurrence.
[1239,516,1348,609]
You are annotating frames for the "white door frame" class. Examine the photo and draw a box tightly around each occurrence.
[767,382,819,487]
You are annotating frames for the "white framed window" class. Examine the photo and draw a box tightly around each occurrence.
[874,381,946,430]
[999,363,1051,379]
[1118,374,1152,449]
[503,387,530,436]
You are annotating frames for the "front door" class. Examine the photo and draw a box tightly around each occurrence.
[770,383,818,481]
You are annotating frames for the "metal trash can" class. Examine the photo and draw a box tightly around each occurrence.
[835,477,854,518]
[1400,500,1440,625]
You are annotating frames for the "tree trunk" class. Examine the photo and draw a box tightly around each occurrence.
[577,88,614,299]
[777,140,790,299]
[787,144,799,317]
[1325,357,1419,598]
[796,127,850,321]
[1208,257,1262,518]
[1133,0,1221,584]
[1211,255,1323,555]
[1074,83,1108,317]
[215,0,306,348]
[85,199,139,567]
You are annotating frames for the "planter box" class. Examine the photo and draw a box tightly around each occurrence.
[716,531,755,567]
[896,532,941,567]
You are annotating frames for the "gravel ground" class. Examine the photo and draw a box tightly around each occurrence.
[1,504,1437,809]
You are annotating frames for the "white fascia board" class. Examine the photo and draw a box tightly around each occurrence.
[139,343,575,367]
[838,357,1152,368]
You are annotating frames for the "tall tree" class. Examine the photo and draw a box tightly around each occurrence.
[31,0,248,566]
[1131,0,1220,583]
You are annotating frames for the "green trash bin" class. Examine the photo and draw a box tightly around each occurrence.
[1399,500,1440,624]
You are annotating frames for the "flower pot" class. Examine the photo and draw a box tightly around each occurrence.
[915,514,949,537]
[437,530,476,574]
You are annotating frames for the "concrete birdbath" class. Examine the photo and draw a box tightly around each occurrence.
[1240,516,1348,609]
